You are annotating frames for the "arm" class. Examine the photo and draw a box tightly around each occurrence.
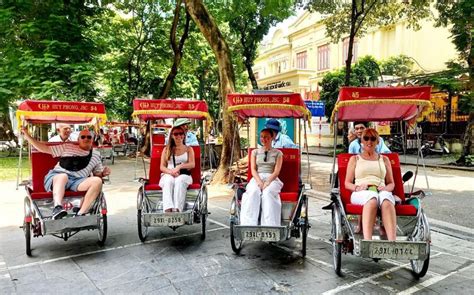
[21,128,52,154]
[379,156,395,192]
[93,166,111,178]
[344,156,367,192]
[250,151,264,188]
[160,147,179,176]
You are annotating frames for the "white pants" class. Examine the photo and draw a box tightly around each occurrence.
[159,174,193,212]
[351,190,395,208]
[240,173,283,226]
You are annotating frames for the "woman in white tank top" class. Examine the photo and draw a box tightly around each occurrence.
[344,128,396,241]
[159,125,195,212]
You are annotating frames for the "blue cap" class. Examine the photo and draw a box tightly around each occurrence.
[265,119,281,132]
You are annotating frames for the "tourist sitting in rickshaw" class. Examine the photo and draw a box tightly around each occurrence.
[21,128,111,219]
[344,128,396,241]
[241,128,284,226]
[49,123,77,142]
[348,122,390,154]
[264,119,298,149]
[159,124,195,212]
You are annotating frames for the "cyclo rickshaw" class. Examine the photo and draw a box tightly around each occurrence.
[132,98,210,241]
[327,86,432,277]
[227,92,312,257]
[16,100,108,256]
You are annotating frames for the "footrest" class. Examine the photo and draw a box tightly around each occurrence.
[43,215,98,235]
[359,240,428,260]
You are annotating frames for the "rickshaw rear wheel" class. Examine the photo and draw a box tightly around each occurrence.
[300,196,309,257]
[137,192,149,242]
[331,207,342,276]
[24,221,32,256]
[410,244,430,278]
[230,221,242,254]
[97,198,108,246]
[200,211,207,240]
[200,186,208,240]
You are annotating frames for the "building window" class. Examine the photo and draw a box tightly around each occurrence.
[318,44,330,71]
[343,37,358,65]
[296,51,307,69]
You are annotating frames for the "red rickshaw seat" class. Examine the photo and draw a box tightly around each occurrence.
[337,153,417,216]
[146,144,201,191]
[29,144,87,200]
[247,148,300,202]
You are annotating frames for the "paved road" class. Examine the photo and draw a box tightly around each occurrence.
[0,157,472,294]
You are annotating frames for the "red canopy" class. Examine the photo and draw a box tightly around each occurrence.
[132,99,211,121]
[16,100,107,126]
[227,93,311,120]
[333,86,432,122]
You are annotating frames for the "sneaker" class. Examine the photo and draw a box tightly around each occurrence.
[52,205,67,220]
[72,206,80,215]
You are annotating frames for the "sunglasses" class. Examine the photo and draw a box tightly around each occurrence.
[355,126,366,130]
[173,132,185,136]
[80,135,92,140]
[363,136,377,142]
[264,151,268,162]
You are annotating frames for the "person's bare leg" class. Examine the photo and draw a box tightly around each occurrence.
[362,198,378,240]
[52,173,68,206]
[381,200,397,241]
[77,177,103,214]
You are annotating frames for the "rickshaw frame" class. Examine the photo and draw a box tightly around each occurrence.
[226,92,312,257]
[16,100,109,256]
[132,98,211,241]
[327,86,433,278]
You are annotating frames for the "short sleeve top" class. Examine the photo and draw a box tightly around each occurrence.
[252,148,283,174]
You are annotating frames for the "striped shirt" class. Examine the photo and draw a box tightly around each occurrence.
[49,144,104,178]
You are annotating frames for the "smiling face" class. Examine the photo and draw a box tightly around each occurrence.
[361,128,379,152]
[57,124,72,141]
[260,129,274,149]
[171,126,185,145]
[78,130,93,150]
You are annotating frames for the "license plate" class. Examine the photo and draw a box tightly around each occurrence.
[369,242,422,259]
[242,229,280,242]
[150,214,185,226]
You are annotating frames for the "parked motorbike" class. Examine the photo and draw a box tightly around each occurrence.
[421,133,449,156]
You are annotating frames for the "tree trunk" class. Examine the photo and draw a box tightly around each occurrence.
[184,0,240,183]
[244,55,258,90]
[344,0,358,86]
[158,0,191,99]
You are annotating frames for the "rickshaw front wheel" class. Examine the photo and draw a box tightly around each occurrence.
[300,196,309,257]
[97,198,108,246]
[24,221,32,256]
[331,207,342,276]
[200,211,207,240]
[230,221,242,254]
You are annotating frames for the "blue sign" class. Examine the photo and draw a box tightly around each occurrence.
[305,100,325,117]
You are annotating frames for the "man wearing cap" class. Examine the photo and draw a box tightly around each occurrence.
[49,123,77,142]
[265,119,298,149]
[22,128,111,219]
[173,118,199,146]
[348,122,390,154]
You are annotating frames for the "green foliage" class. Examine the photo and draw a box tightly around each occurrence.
[380,55,415,78]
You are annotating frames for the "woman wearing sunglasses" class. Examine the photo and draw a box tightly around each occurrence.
[240,128,284,226]
[159,125,195,212]
[344,128,397,241]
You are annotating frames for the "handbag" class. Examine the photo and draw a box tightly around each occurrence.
[173,154,192,175]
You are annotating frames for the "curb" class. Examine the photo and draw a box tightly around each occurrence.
[303,151,474,172]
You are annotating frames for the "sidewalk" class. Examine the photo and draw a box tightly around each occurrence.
[304,146,474,171]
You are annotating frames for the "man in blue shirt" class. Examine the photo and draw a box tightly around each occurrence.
[348,121,391,154]
[265,119,298,149]
[173,118,199,146]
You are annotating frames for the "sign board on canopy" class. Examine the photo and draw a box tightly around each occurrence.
[305,101,325,117]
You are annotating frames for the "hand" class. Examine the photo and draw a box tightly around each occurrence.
[355,184,368,192]
[377,185,386,192]
[257,180,265,190]
[262,181,270,190]
[102,166,111,177]
[21,127,30,137]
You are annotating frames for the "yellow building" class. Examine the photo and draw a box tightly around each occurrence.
[252,11,459,146]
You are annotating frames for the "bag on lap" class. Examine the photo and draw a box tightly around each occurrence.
[59,150,93,171]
